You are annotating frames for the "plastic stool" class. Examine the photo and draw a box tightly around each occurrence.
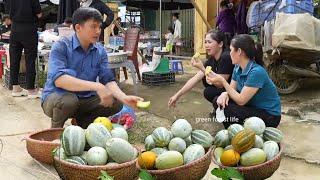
[170,60,184,74]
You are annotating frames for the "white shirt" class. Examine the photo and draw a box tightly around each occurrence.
[173,19,182,42]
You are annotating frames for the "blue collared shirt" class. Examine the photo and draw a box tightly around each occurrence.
[41,33,115,102]
[232,61,281,116]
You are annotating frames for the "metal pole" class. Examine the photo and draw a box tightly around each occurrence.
[160,0,162,49]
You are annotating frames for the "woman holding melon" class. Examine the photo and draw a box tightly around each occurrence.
[206,34,281,128]
[168,30,234,108]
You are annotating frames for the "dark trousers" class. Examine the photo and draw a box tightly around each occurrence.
[212,96,281,129]
[42,93,123,128]
[9,36,38,89]
[203,86,224,103]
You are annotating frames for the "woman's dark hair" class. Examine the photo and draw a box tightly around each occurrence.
[206,29,229,50]
[231,34,264,67]
[168,26,174,34]
[220,0,229,8]
[72,7,103,29]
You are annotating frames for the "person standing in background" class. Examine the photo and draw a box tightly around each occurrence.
[216,0,236,42]
[78,0,114,43]
[0,14,11,34]
[172,13,182,56]
[8,0,42,98]
[110,17,121,36]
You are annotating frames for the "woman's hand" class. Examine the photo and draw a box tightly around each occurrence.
[216,92,229,109]
[168,94,180,108]
[191,57,204,70]
[206,72,225,86]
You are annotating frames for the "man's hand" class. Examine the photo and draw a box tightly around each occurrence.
[122,95,144,109]
[96,84,114,107]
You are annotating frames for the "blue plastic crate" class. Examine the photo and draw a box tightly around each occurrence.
[247,0,314,28]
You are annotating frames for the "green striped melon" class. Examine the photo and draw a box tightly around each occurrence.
[86,147,108,165]
[228,124,244,139]
[184,136,193,147]
[168,137,186,153]
[214,130,230,148]
[244,117,266,135]
[62,125,86,156]
[111,128,128,141]
[155,151,184,170]
[171,119,192,139]
[152,127,171,147]
[240,148,267,166]
[191,130,214,148]
[263,127,283,143]
[231,129,255,153]
[214,147,225,161]
[254,135,264,149]
[151,148,168,156]
[183,144,205,164]
[105,138,136,163]
[168,131,174,140]
[263,141,279,160]
[145,135,156,151]
[80,151,88,161]
[85,123,112,148]
[66,156,86,165]
[54,147,67,160]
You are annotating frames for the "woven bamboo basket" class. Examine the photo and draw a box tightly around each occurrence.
[212,144,283,180]
[53,156,139,180]
[25,128,63,164]
[137,147,213,180]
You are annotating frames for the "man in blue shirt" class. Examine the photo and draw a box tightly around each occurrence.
[42,7,143,128]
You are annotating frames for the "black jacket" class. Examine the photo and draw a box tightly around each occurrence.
[90,0,114,29]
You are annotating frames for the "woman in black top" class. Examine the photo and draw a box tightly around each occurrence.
[168,30,234,107]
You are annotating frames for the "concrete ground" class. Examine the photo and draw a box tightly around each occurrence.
[1,61,320,179]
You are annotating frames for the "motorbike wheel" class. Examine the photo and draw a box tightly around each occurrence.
[268,63,300,95]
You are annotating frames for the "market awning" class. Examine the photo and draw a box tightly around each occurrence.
[121,0,194,10]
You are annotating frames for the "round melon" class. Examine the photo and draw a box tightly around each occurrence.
[220,149,240,166]
[54,147,67,160]
[86,147,108,165]
[168,131,174,140]
[228,124,244,139]
[224,145,233,151]
[94,117,113,131]
[112,123,125,129]
[214,130,230,148]
[152,127,171,147]
[111,128,128,141]
[183,144,205,164]
[191,130,214,148]
[145,135,156,151]
[171,119,192,139]
[254,135,264,149]
[184,136,193,147]
[105,138,136,163]
[62,125,86,156]
[155,151,184,170]
[151,148,168,156]
[240,148,267,166]
[214,147,225,161]
[66,156,86,165]
[263,141,280,160]
[168,137,186,153]
[244,117,266,135]
[231,129,255,154]
[85,123,112,148]
[263,127,283,143]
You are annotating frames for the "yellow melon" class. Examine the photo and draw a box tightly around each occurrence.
[138,151,157,169]
[220,149,240,167]
[93,117,113,131]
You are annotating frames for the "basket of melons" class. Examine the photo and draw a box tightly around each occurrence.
[136,119,214,180]
[53,120,139,180]
[212,117,283,180]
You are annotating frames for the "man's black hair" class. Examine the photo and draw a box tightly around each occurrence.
[172,13,179,19]
[72,7,103,29]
